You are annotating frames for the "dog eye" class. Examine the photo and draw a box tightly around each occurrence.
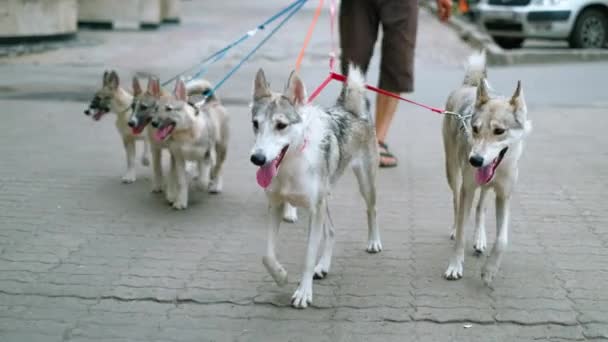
[472,126,480,134]
[276,122,288,131]
[140,104,148,110]
[252,120,259,130]
[165,105,173,111]
[494,128,505,135]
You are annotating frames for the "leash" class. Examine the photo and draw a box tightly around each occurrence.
[197,0,307,105]
[162,0,308,87]
[294,0,324,72]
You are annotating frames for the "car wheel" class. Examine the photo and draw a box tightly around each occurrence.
[569,8,608,49]
[493,37,525,49]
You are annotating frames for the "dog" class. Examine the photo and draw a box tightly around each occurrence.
[151,78,229,209]
[442,52,532,284]
[250,66,381,309]
[128,77,209,194]
[84,70,150,183]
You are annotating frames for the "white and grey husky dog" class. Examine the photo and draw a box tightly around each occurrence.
[84,71,150,183]
[151,79,229,209]
[443,52,532,284]
[250,66,382,308]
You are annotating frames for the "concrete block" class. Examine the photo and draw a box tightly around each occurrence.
[0,0,77,40]
[161,0,180,23]
[77,0,161,30]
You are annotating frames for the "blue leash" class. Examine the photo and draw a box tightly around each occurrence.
[201,0,307,100]
[162,0,307,87]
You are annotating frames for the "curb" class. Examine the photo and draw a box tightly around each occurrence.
[422,4,608,65]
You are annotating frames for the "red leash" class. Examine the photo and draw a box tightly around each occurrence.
[308,72,446,114]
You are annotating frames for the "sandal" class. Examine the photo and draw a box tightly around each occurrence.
[378,141,398,168]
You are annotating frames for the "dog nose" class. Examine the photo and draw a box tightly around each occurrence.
[151,120,160,128]
[250,153,266,166]
[469,155,484,168]
[127,120,137,128]
[84,109,90,115]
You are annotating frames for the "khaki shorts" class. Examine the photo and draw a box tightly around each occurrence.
[339,0,418,93]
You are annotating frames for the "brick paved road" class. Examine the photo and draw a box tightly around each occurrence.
[1,1,607,341]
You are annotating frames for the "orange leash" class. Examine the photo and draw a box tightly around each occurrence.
[294,0,324,72]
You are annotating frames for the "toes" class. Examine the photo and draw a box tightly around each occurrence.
[366,241,383,253]
[313,270,328,280]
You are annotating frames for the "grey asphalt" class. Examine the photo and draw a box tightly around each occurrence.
[0,1,607,341]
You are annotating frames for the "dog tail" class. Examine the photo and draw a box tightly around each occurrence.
[462,50,487,87]
[340,64,368,119]
[186,78,217,100]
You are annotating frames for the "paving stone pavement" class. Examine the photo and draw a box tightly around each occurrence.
[1,1,608,341]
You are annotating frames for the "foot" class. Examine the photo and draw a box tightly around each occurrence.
[282,204,298,223]
[313,259,330,280]
[208,177,223,194]
[481,255,500,286]
[378,141,398,168]
[172,199,187,210]
[121,170,136,184]
[366,239,383,253]
[473,233,487,255]
[291,282,313,309]
[444,255,464,280]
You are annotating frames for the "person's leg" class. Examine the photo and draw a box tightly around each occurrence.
[339,0,379,78]
[376,0,419,167]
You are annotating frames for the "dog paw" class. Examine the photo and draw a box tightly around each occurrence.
[121,173,136,184]
[208,179,223,194]
[172,199,187,210]
[449,225,456,240]
[473,240,487,256]
[262,256,288,287]
[282,204,298,223]
[291,283,313,309]
[313,265,328,280]
[366,239,383,253]
[444,257,464,280]
[141,156,150,167]
[481,261,499,286]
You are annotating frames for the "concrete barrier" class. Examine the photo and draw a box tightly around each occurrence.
[0,0,77,41]
[77,0,162,30]
[161,0,180,23]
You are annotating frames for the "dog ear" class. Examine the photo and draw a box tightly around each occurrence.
[103,71,109,85]
[174,78,187,101]
[132,77,142,96]
[285,71,307,106]
[147,77,161,98]
[510,80,525,110]
[475,78,490,107]
[108,71,120,90]
[253,68,271,101]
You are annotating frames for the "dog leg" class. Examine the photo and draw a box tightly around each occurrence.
[194,160,210,191]
[262,203,288,287]
[208,144,226,194]
[446,158,461,240]
[482,191,510,285]
[172,154,188,210]
[141,138,150,166]
[292,200,325,309]
[353,160,382,253]
[151,146,163,193]
[314,221,335,280]
[282,203,298,223]
[445,181,474,280]
[473,187,488,255]
[165,154,178,204]
[121,138,136,183]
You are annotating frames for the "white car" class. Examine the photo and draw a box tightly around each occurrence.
[473,0,608,49]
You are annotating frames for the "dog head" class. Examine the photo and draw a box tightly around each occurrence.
[84,70,120,121]
[128,76,161,135]
[468,79,532,185]
[249,69,305,188]
[151,78,194,142]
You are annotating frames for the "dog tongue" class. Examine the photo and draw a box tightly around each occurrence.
[475,164,494,185]
[154,126,170,142]
[256,159,278,188]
